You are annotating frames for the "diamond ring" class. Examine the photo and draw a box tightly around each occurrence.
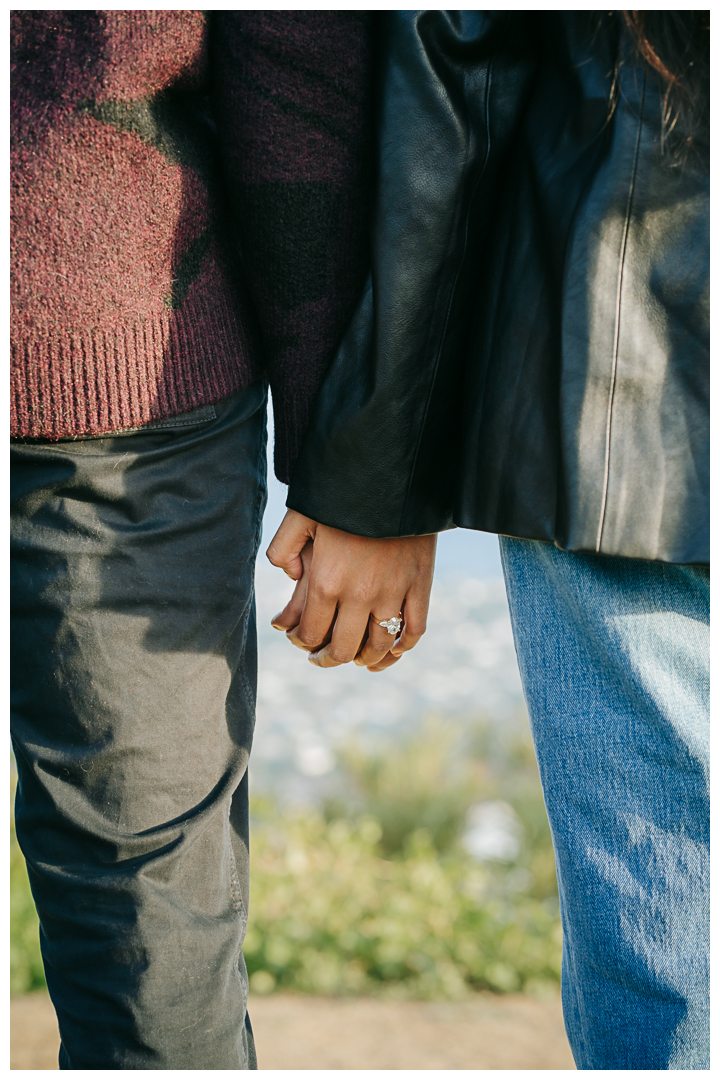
[372,614,403,635]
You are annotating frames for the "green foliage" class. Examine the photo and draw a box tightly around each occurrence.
[244,720,561,998]
[245,809,561,999]
[10,719,562,1001]
[325,719,490,857]
[10,809,45,995]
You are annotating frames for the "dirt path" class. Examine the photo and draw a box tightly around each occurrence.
[12,990,575,1070]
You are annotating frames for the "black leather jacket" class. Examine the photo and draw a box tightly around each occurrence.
[287,11,709,565]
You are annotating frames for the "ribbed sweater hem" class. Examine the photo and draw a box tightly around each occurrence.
[11,300,263,440]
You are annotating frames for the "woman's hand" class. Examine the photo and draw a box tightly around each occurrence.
[267,510,436,672]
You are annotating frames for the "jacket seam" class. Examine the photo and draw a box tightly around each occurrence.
[596,70,645,552]
[399,59,494,534]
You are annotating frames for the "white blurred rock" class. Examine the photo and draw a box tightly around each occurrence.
[296,742,336,778]
[463,801,522,862]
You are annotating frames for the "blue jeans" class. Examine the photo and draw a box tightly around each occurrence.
[500,537,709,1070]
[11,386,267,1068]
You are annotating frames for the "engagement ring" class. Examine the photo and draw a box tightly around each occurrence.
[372,614,402,635]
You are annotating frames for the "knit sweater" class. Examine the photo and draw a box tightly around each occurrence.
[10,10,374,482]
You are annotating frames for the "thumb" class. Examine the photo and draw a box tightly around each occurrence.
[266,510,317,580]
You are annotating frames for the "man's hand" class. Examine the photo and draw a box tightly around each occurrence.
[267,510,436,672]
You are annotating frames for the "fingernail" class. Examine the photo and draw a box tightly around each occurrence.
[271,614,285,630]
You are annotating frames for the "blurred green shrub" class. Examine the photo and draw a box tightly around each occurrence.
[10,803,45,995]
[10,719,562,1000]
[324,719,488,856]
[245,720,561,998]
[245,809,561,999]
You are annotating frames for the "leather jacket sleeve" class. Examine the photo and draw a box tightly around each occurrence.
[286,11,536,537]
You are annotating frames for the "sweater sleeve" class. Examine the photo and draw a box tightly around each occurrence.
[210,11,375,483]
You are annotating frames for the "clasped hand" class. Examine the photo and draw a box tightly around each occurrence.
[267,510,437,672]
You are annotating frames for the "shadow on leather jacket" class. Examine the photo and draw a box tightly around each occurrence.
[288,11,709,565]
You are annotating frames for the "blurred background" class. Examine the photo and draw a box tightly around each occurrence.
[11,410,572,1068]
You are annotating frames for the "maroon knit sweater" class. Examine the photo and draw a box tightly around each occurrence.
[10,10,374,482]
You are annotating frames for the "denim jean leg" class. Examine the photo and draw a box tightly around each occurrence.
[499,537,709,1070]
[11,385,268,1069]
